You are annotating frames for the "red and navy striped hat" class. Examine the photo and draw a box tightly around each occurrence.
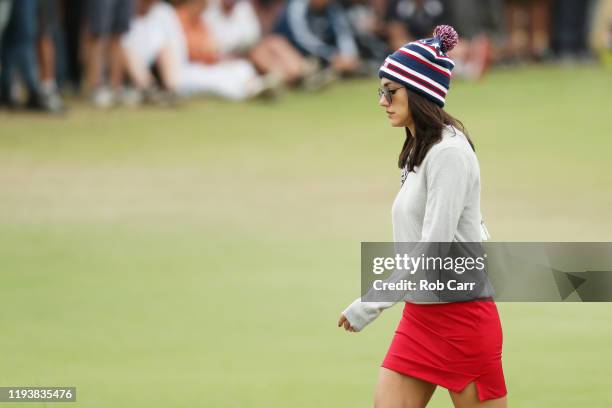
[379,25,459,107]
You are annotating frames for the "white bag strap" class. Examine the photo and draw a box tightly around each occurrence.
[480,219,491,241]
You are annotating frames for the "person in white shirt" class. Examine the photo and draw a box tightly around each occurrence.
[122,0,276,101]
[204,0,312,86]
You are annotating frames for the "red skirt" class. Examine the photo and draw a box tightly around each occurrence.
[382,299,507,401]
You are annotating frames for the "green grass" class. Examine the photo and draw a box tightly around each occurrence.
[1,65,612,407]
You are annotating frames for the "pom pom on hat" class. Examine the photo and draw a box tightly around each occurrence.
[433,25,459,53]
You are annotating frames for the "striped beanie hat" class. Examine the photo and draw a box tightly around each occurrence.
[379,25,459,107]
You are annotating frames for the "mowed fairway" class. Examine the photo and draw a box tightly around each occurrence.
[1,66,611,407]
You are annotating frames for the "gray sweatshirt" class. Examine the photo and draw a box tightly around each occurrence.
[342,125,491,331]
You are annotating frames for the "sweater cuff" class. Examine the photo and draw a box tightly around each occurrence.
[342,298,395,332]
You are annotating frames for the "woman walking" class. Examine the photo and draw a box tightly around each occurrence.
[338,26,507,408]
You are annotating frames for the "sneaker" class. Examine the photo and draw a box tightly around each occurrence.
[157,90,181,107]
[141,86,161,105]
[250,72,284,100]
[41,88,66,113]
[301,67,338,92]
[26,91,65,114]
[119,87,144,107]
[90,87,116,109]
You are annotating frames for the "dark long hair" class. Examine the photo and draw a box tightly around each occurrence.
[399,90,475,172]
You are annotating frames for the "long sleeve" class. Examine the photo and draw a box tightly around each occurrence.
[329,3,358,57]
[342,145,476,332]
[342,299,395,332]
[421,146,471,242]
[341,242,436,332]
[286,0,337,61]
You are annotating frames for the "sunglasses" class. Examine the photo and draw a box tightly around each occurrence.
[378,86,402,104]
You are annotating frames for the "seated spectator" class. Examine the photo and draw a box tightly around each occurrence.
[204,0,311,86]
[124,0,276,100]
[340,0,390,73]
[385,0,447,50]
[385,0,495,81]
[176,0,279,99]
[122,0,181,102]
[273,0,362,75]
[203,0,260,56]
[83,0,135,108]
[251,0,284,35]
[445,0,500,80]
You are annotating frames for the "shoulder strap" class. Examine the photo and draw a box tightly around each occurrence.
[480,219,491,241]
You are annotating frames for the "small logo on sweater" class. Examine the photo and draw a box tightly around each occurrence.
[400,165,408,186]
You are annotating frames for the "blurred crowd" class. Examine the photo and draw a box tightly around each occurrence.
[0,0,610,113]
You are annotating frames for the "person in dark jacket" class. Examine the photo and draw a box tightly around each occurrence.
[274,0,361,74]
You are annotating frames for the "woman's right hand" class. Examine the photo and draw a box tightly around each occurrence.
[339,299,396,333]
[337,313,355,332]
